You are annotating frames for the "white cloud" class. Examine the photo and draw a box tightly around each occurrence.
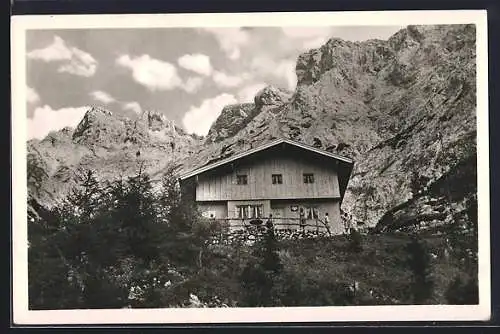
[274,60,297,91]
[251,56,297,90]
[280,27,335,51]
[302,36,330,50]
[27,36,73,61]
[90,90,115,104]
[212,71,248,88]
[182,77,204,93]
[237,83,268,103]
[27,35,97,77]
[177,53,212,76]
[122,101,143,114]
[182,93,237,136]
[27,86,40,104]
[116,54,182,91]
[117,54,202,93]
[201,28,250,60]
[27,105,88,140]
[281,27,334,39]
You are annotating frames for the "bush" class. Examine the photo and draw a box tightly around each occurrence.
[347,228,363,253]
[444,274,479,305]
[405,235,434,304]
[28,166,216,309]
[239,227,283,307]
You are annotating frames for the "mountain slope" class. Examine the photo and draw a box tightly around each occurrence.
[27,24,477,230]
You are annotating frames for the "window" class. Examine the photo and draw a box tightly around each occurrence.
[237,205,263,219]
[236,174,248,185]
[306,207,319,219]
[237,205,248,218]
[303,173,315,184]
[272,174,283,184]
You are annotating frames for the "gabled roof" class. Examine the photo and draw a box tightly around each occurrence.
[179,137,354,180]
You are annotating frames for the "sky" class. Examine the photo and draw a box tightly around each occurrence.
[26,25,404,140]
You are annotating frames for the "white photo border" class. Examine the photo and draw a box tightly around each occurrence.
[11,9,490,325]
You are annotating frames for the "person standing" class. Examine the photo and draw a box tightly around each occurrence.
[266,214,274,230]
[323,212,332,236]
[299,208,306,234]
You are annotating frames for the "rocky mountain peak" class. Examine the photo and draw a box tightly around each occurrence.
[254,85,293,110]
[139,110,174,133]
[205,103,256,143]
[205,85,293,144]
[71,105,131,146]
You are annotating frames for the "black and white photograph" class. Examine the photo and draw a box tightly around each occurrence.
[11,10,490,324]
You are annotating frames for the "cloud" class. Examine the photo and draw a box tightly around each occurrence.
[251,56,297,90]
[27,86,40,104]
[177,53,212,76]
[27,105,88,140]
[279,27,336,51]
[201,28,250,60]
[237,83,268,103]
[281,27,334,39]
[116,54,182,91]
[182,77,204,93]
[117,54,202,93]
[182,93,237,136]
[301,36,331,50]
[273,60,297,91]
[122,101,143,114]
[27,35,97,77]
[212,71,248,88]
[90,90,116,104]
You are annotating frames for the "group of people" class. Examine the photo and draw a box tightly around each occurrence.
[263,208,330,234]
[209,207,333,234]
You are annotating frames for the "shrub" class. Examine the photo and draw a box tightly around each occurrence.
[28,166,216,309]
[444,274,479,305]
[405,235,434,304]
[347,228,363,253]
[239,227,283,307]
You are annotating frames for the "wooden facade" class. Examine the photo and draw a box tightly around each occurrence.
[195,154,341,201]
[179,138,354,234]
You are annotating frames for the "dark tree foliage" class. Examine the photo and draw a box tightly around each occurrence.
[445,195,478,304]
[28,165,478,309]
[28,166,213,309]
[445,274,479,305]
[347,228,363,253]
[240,228,283,307]
[405,235,434,304]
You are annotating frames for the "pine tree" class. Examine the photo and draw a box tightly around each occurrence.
[157,165,202,271]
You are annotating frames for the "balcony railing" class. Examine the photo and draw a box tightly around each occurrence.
[211,217,333,235]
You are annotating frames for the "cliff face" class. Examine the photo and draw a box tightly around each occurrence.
[27,24,477,230]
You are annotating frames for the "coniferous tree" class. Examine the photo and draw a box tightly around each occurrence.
[157,165,200,270]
